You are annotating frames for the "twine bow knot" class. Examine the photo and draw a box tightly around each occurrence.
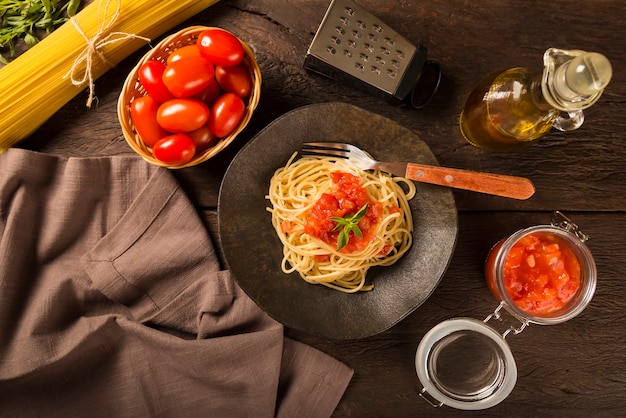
[65,0,150,107]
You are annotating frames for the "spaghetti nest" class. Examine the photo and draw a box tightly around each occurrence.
[266,153,416,293]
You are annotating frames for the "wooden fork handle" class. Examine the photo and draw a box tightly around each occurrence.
[405,163,535,200]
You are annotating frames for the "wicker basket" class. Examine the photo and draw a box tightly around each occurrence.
[117,26,262,168]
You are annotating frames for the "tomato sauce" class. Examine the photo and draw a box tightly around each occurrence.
[304,171,388,254]
[487,233,581,315]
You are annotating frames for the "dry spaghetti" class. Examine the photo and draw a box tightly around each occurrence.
[266,153,415,293]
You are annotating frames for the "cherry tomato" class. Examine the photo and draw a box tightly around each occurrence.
[208,93,245,138]
[186,125,218,152]
[194,78,221,106]
[153,134,196,164]
[196,29,244,67]
[157,99,210,133]
[215,63,252,98]
[138,60,174,103]
[162,56,215,98]
[130,96,169,147]
[166,44,202,65]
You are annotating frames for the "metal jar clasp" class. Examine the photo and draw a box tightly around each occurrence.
[551,210,589,242]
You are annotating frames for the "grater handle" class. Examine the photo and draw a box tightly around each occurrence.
[405,163,536,200]
[409,60,442,108]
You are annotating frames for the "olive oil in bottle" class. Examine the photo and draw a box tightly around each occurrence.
[459,49,612,152]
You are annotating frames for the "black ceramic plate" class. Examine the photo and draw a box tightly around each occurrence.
[218,102,458,339]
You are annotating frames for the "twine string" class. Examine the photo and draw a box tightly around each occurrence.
[64,0,150,107]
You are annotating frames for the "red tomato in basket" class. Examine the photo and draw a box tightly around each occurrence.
[153,133,196,164]
[157,99,210,133]
[166,44,202,65]
[215,63,252,98]
[130,96,169,147]
[186,125,218,152]
[162,56,215,98]
[194,78,222,106]
[138,60,174,103]
[196,29,244,67]
[208,93,245,138]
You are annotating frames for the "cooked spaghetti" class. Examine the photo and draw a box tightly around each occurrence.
[266,153,415,293]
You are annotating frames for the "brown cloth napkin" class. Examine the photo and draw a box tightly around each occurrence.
[0,149,352,417]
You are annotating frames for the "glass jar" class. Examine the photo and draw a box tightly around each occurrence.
[415,212,596,410]
[485,221,596,325]
[415,316,518,410]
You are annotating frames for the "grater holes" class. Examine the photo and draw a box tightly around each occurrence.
[304,0,425,95]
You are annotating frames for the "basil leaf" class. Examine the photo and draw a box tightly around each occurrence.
[330,203,369,250]
[336,228,349,250]
[352,203,369,222]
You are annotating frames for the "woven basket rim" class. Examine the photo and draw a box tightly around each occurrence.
[117,26,261,169]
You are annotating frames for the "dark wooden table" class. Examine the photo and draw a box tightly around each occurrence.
[15,0,626,416]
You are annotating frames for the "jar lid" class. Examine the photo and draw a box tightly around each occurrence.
[415,318,517,410]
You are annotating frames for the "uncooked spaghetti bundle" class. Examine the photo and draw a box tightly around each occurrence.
[0,0,221,152]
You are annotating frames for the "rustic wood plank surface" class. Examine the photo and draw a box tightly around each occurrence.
[12,0,626,416]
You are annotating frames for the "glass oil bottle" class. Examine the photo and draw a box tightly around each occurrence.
[459,48,612,152]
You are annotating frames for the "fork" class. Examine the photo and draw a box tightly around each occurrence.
[302,142,535,200]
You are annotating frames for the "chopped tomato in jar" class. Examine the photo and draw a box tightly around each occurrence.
[304,171,389,253]
[488,233,581,315]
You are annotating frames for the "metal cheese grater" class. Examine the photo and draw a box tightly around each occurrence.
[304,0,441,108]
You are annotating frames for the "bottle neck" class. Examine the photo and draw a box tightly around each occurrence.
[530,75,556,112]
[541,49,612,111]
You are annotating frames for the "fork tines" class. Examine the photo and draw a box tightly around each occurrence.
[303,142,350,150]
[301,142,351,159]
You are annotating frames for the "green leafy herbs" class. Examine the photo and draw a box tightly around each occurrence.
[330,203,369,251]
[0,0,81,63]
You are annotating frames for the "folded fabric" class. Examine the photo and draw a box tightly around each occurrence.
[0,149,352,417]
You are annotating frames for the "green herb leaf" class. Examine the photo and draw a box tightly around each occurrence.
[330,217,348,232]
[330,203,369,250]
[67,0,80,16]
[351,203,369,223]
[0,0,81,61]
[336,228,349,250]
[41,0,52,18]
